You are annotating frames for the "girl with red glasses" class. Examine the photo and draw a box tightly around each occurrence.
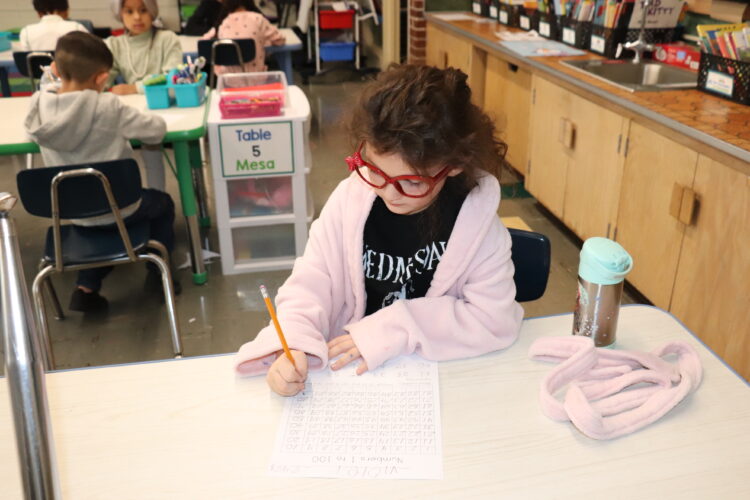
[235,64,523,396]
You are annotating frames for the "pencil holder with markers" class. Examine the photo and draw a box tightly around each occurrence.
[143,70,207,109]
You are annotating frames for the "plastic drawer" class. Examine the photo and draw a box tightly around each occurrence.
[232,224,296,262]
[319,9,355,29]
[319,41,356,62]
[228,177,293,217]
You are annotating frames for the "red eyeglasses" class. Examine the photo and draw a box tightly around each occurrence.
[345,142,452,198]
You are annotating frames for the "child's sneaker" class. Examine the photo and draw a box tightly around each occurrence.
[69,288,108,312]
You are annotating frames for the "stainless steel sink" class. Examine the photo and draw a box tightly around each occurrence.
[561,59,698,92]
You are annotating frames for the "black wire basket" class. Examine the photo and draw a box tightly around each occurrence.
[559,17,592,49]
[537,11,560,40]
[697,52,750,105]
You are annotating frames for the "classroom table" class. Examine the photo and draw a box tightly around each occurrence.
[0,94,210,285]
[179,28,303,84]
[1,305,748,498]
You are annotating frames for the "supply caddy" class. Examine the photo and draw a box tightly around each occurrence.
[217,71,289,119]
[208,73,312,274]
[143,70,207,110]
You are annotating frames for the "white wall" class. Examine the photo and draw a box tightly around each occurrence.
[0,0,181,32]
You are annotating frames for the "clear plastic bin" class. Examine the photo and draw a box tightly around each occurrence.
[217,71,288,119]
[232,224,296,262]
[228,176,293,217]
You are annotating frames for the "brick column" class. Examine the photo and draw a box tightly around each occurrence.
[408,0,426,64]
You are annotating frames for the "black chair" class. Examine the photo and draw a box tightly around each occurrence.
[16,159,183,370]
[198,38,257,88]
[509,228,551,302]
[12,50,54,90]
[70,18,95,33]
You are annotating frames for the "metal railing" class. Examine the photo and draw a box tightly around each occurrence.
[0,192,60,499]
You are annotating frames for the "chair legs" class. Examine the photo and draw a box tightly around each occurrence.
[140,247,183,359]
[31,250,183,369]
[31,266,57,371]
[38,259,64,320]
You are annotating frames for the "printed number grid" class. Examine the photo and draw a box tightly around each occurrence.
[281,381,437,456]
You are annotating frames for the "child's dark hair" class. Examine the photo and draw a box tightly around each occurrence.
[214,0,261,31]
[348,64,507,192]
[54,32,113,83]
[33,0,69,14]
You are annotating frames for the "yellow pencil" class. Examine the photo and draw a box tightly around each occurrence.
[260,285,297,369]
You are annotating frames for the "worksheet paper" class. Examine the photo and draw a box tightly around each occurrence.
[268,356,443,480]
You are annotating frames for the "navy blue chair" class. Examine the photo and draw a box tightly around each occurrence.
[12,50,54,90]
[198,38,257,87]
[509,228,551,302]
[16,159,182,369]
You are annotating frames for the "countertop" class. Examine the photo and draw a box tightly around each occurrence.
[427,13,750,174]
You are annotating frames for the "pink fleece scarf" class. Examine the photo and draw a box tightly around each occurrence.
[528,336,702,440]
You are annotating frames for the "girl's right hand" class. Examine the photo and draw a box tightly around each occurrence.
[266,350,308,396]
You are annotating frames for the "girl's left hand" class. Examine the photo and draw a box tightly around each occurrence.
[327,334,369,375]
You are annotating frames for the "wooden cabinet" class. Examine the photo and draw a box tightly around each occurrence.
[527,76,625,239]
[484,55,532,175]
[614,121,699,309]
[426,24,485,104]
[670,156,750,381]
[526,76,573,218]
[562,91,627,240]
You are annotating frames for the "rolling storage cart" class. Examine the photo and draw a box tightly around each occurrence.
[313,0,360,74]
[207,72,312,274]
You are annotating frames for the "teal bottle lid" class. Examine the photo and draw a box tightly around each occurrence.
[578,237,633,285]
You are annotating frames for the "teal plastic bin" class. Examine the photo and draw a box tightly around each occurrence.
[0,32,11,51]
[169,70,207,107]
[144,83,172,109]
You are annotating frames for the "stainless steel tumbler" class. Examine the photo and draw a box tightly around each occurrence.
[572,237,633,347]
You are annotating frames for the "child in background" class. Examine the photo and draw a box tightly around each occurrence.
[201,0,284,75]
[20,0,87,51]
[106,0,182,192]
[234,64,524,396]
[184,0,223,36]
[25,31,179,312]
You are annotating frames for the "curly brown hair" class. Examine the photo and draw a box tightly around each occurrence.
[347,64,507,192]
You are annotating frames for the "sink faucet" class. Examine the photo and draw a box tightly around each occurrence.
[621,0,655,64]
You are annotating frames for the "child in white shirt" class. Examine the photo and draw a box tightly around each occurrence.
[20,0,88,51]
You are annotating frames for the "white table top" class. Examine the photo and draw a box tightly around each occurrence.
[179,28,302,55]
[1,305,748,498]
[0,93,209,152]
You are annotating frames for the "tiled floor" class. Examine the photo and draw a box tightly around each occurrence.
[0,74,639,373]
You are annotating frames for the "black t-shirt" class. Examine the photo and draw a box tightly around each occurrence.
[363,178,468,315]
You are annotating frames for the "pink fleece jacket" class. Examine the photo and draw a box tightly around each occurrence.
[235,172,524,375]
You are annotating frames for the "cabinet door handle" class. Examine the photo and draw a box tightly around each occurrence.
[558,118,575,150]
[440,50,448,69]
[669,184,698,225]
[679,188,698,225]
[669,183,684,220]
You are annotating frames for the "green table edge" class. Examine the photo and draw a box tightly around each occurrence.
[0,92,211,155]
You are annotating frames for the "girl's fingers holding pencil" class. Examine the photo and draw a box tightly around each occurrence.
[267,350,308,397]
